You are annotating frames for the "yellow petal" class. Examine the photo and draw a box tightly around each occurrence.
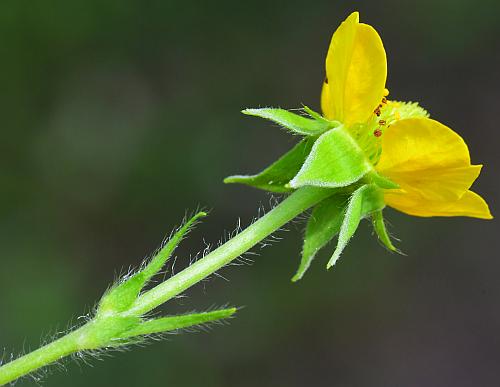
[384,190,493,219]
[377,118,479,203]
[385,165,482,202]
[322,11,387,125]
[320,81,334,120]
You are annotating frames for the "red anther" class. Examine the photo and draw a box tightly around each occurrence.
[379,119,386,125]
[373,128,382,137]
[382,97,387,104]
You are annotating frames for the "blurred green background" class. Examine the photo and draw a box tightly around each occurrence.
[1,0,499,386]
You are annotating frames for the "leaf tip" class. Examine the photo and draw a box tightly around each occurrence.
[226,307,238,316]
[241,108,257,116]
[194,211,208,219]
[326,252,340,269]
[291,272,302,282]
[223,175,240,184]
[288,177,300,189]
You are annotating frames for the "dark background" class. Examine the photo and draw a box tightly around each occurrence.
[1,1,499,386]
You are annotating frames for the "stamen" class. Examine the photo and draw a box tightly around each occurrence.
[373,128,382,137]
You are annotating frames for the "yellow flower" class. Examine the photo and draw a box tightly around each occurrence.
[320,11,492,219]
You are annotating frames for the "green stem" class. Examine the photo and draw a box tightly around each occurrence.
[127,187,331,316]
[0,328,83,386]
[0,186,331,385]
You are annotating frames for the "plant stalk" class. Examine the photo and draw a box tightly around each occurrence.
[0,186,331,385]
[0,328,83,385]
[127,186,331,316]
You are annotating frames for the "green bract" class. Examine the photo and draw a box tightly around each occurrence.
[88,212,237,349]
[225,107,400,279]
[289,126,371,188]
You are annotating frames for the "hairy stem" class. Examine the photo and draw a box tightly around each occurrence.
[0,328,83,385]
[127,187,331,315]
[0,186,331,385]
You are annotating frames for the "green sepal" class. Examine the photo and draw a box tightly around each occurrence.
[327,184,384,268]
[292,193,349,282]
[224,137,315,193]
[97,212,207,315]
[371,210,398,252]
[242,108,333,136]
[290,127,372,189]
[366,170,400,190]
[121,308,237,339]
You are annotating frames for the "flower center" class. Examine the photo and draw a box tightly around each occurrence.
[349,94,390,166]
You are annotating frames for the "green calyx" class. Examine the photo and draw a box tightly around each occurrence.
[226,106,403,280]
[292,183,393,281]
[225,106,400,193]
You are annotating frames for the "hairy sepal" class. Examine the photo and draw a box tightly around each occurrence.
[327,184,385,268]
[290,126,372,189]
[371,210,398,252]
[292,193,349,281]
[242,108,333,136]
[224,137,315,193]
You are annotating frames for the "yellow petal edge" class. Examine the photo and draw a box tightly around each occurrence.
[321,11,387,126]
[384,190,492,219]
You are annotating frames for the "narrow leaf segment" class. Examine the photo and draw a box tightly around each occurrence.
[327,184,385,268]
[371,210,398,252]
[292,193,348,281]
[97,211,207,315]
[122,308,237,338]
